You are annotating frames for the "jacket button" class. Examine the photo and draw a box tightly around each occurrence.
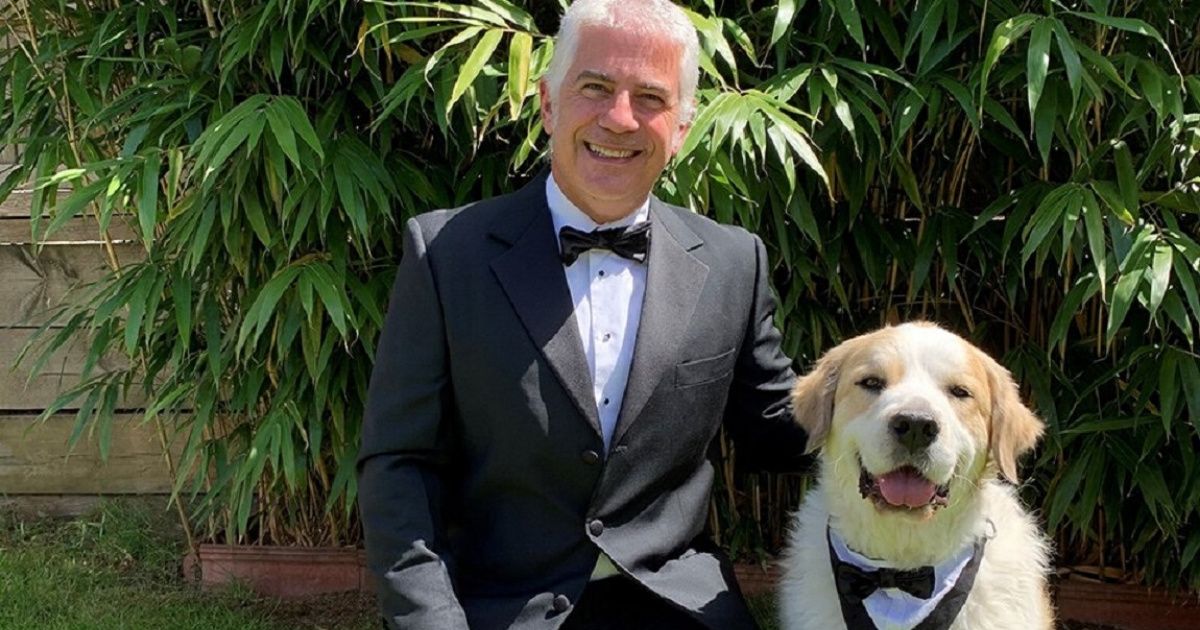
[588,519,604,537]
[581,450,600,465]
[552,594,571,613]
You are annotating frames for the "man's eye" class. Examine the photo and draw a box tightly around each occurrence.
[857,376,885,392]
[581,83,608,94]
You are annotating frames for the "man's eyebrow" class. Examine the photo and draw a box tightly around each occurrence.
[574,70,671,95]
[575,70,613,83]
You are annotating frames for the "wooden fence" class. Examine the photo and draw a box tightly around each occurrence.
[0,142,174,516]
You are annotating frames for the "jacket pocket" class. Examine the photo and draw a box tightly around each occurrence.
[674,348,736,388]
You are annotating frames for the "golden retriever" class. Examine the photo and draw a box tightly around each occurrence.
[778,322,1052,630]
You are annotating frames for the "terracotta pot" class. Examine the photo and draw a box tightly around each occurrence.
[183,544,370,598]
[734,561,783,598]
[1054,579,1200,630]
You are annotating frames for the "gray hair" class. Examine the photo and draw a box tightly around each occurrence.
[543,0,700,123]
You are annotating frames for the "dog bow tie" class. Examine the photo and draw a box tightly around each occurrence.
[834,562,935,602]
[558,223,650,266]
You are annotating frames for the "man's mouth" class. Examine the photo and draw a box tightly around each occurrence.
[859,463,950,511]
[585,141,640,160]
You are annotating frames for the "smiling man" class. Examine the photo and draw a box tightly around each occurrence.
[357,1,808,628]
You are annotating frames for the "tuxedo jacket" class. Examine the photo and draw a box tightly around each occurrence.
[358,172,808,629]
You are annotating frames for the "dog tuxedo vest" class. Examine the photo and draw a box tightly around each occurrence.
[827,527,986,630]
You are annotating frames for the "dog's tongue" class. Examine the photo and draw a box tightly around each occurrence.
[877,468,936,508]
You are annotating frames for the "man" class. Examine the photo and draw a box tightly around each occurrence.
[357,0,808,628]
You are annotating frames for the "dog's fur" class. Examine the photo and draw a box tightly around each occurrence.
[778,323,1053,630]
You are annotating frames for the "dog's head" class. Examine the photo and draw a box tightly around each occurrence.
[792,322,1043,518]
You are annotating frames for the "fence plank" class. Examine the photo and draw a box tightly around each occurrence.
[0,327,142,411]
[0,243,142,327]
[0,214,139,243]
[0,413,173,494]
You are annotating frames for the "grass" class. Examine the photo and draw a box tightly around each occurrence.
[0,500,315,629]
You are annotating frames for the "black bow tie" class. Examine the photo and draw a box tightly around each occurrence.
[834,561,935,603]
[558,222,650,266]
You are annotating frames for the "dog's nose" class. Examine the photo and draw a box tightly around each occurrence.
[890,412,939,451]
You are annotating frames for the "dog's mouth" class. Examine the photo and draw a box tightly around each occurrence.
[859,464,950,511]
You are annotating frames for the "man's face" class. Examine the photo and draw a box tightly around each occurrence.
[540,25,691,224]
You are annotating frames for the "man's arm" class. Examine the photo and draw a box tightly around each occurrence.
[723,233,811,472]
[357,216,469,630]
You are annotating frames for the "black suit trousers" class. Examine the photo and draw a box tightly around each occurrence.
[560,577,711,630]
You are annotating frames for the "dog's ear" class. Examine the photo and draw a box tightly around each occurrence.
[983,353,1044,483]
[792,343,849,454]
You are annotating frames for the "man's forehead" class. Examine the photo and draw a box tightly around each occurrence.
[568,27,682,87]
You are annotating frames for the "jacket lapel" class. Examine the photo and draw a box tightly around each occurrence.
[489,174,602,439]
[611,198,708,448]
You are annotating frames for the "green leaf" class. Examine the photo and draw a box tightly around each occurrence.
[833,0,866,51]
[1107,232,1150,341]
[770,0,800,49]
[1162,292,1194,347]
[265,100,301,169]
[1113,141,1139,219]
[1021,185,1076,264]
[1051,19,1082,109]
[1049,449,1090,528]
[1033,83,1057,164]
[981,14,1039,98]
[1081,189,1108,298]
[1049,273,1100,349]
[1160,350,1180,428]
[174,273,193,349]
[237,266,303,352]
[1068,12,1175,68]
[1180,355,1200,432]
[276,97,325,161]
[507,32,533,121]
[139,152,161,247]
[1026,18,1053,119]
[448,28,504,116]
[1091,179,1134,225]
[1075,45,1137,97]
[1147,242,1173,318]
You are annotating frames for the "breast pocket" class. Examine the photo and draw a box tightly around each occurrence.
[674,348,737,388]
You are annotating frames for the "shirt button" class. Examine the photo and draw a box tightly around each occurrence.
[598,270,606,277]
[552,594,571,613]
[602,333,612,342]
[581,450,600,465]
[602,398,610,406]
[588,519,604,537]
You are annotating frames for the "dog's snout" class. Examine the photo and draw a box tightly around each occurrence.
[890,412,939,451]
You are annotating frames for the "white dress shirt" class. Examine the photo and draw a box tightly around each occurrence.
[546,174,649,581]
[546,174,649,452]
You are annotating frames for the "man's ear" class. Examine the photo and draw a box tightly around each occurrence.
[982,352,1044,483]
[671,121,691,156]
[670,99,696,155]
[792,343,849,454]
[539,80,554,134]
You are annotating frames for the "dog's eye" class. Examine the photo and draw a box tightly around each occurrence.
[857,376,886,392]
[949,385,972,399]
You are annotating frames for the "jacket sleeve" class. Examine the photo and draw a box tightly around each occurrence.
[357,216,470,630]
[722,233,812,472]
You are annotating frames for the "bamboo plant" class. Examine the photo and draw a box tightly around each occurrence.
[2,0,1198,588]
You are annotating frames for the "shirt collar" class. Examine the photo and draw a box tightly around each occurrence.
[546,172,650,243]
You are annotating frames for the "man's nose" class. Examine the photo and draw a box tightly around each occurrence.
[598,91,639,133]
